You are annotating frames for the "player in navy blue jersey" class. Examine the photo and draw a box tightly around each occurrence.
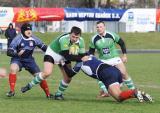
[6,23,52,98]
[60,55,153,102]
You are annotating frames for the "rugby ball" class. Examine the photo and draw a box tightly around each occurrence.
[69,44,79,55]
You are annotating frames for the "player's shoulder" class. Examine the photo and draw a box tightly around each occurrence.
[90,33,100,44]
[91,33,99,39]
[13,34,22,41]
[79,37,84,41]
[106,30,119,38]
[59,33,70,42]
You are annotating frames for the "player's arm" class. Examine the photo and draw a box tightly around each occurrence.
[112,32,127,54]
[61,61,82,78]
[7,48,18,57]
[88,47,95,55]
[7,36,20,57]
[60,50,86,62]
[117,38,127,63]
[78,38,86,54]
[88,37,96,55]
[117,38,127,54]
[113,32,127,62]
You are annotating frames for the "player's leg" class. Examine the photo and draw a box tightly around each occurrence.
[96,80,110,98]
[98,57,122,98]
[141,91,153,102]
[116,62,135,90]
[21,61,53,93]
[25,59,52,98]
[55,64,72,100]
[98,65,138,102]
[21,49,64,93]
[6,61,20,97]
[108,83,144,102]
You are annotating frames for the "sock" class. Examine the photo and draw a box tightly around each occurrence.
[119,90,135,101]
[124,77,135,89]
[56,80,69,96]
[9,73,16,92]
[98,80,108,93]
[29,73,44,88]
[39,80,50,97]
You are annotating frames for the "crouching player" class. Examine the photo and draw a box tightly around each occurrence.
[61,55,153,102]
[6,23,53,98]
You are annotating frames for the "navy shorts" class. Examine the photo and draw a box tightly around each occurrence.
[98,66,122,89]
[11,57,40,75]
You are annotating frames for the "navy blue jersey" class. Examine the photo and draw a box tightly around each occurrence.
[66,56,111,78]
[63,55,122,88]
[8,34,46,59]
[80,56,104,78]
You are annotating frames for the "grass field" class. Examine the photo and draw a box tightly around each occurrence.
[0,53,160,113]
[0,32,160,113]
[1,32,160,49]
[34,32,160,49]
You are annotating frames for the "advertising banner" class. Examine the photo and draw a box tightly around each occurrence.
[0,7,14,22]
[0,7,159,32]
[0,7,14,29]
[156,9,160,23]
[13,8,65,22]
[64,8,126,21]
[120,9,156,32]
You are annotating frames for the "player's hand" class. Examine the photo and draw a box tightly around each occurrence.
[121,54,127,63]
[81,56,89,62]
[18,49,25,56]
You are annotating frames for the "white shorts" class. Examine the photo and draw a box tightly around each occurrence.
[45,47,65,64]
[101,57,122,66]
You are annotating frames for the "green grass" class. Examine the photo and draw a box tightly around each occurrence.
[34,32,160,49]
[1,32,160,49]
[0,32,160,113]
[0,53,160,113]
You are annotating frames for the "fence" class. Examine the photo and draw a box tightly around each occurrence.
[34,21,126,33]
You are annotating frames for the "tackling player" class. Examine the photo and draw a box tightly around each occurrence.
[6,23,52,98]
[61,55,153,102]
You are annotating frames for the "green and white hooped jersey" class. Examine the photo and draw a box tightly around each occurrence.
[89,31,120,60]
[49,33,85,54]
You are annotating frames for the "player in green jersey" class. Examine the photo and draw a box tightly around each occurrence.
[89,21,135,98]
[21,26,88,99]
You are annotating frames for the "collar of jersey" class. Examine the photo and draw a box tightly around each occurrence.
[70,39,80,44]
[98,31,107,38]
[21,34,34,40]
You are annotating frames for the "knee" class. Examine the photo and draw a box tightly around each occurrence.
[120,70,128,79]
[63,76,72,84]
[42,70,52,78]
[10,65,18,74]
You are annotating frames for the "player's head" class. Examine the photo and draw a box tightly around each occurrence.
[96,21,106,36]
[70,26,81,43]
[21,23,32,38]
